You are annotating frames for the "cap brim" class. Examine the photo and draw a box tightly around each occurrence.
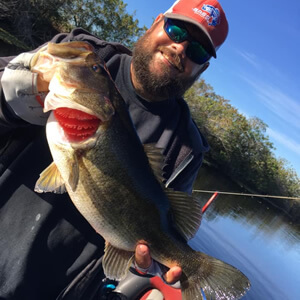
[164,12,216,58]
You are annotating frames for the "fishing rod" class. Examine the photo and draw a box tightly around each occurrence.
[193,190,300,201]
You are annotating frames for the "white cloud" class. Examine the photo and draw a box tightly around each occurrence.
[267,128,300,156]
[239,76,300,130]
[234,49,261,70]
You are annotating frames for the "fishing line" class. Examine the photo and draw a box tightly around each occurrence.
[193,190,300,201]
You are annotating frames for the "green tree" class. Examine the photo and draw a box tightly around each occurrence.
[58,0,146,49]
[0,0,146,50]
[0,0,65,48]
[185,79,300,198]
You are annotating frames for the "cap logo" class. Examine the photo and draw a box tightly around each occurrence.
[193,4,220,26]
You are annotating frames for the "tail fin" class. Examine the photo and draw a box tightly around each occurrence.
[182,252,250,300]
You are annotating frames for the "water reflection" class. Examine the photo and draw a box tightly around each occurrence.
[191,166,300,300]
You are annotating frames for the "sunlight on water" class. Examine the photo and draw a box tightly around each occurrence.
[191,165,300,299]
[189,193,300,300]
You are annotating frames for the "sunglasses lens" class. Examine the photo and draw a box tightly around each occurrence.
[164,19,188,43]
[187,41,211,64]
[164,18,211,65]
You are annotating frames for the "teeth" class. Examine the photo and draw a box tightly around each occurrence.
[163,54,174,66]
[162,53,180,71]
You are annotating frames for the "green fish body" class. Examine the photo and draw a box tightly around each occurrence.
[35,42,250,299]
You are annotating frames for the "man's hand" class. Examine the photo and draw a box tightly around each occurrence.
[36,74,50,93]
[1,50,53,125]
[135,244,182,284]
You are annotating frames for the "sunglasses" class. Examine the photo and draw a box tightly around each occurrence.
[163,18,211,65]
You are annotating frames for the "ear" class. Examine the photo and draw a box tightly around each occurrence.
[146,14,164,33]
[154,13,164,23]
[199,61,210,74]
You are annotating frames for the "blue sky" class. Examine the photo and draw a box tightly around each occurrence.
[124,0,300,178]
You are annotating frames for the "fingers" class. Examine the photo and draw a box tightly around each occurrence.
[135,244,152,269]
[135,244,182,284]
[164,266,182,284]
[37,75,49,92]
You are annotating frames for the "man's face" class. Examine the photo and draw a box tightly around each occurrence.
[131,15,209,100]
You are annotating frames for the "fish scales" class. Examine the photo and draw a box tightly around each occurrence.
[34,41,250,300]
[74,130,172,249]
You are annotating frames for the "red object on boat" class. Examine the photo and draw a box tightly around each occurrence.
[140,276,182,300]
[202,192,219,214]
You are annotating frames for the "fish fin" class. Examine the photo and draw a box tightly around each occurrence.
[103,242,134,281]
[165,189,202,241]
[143,144,165,183]
[182,252,250,300]
[34,162,67,194]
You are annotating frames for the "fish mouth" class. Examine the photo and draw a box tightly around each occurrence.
[53,107,102,143]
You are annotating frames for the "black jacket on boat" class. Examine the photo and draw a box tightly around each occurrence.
[0,28,209,299]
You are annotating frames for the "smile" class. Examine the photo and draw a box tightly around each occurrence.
[160,51,183,72]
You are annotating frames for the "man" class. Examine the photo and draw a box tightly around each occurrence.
[0,0,228,299]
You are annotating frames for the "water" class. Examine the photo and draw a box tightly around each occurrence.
[190,166,300,300]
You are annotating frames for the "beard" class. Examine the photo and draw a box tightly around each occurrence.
[132,31,201,100]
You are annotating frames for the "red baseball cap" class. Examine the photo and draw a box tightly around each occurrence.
[164,0,229,58]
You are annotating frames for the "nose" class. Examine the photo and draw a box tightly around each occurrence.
[171,40,189,58]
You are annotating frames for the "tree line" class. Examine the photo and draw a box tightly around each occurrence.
[0,0,146,50]
[185,80,300,198]
[1,0,299,198]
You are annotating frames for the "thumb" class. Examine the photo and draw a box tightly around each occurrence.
[135,244,152,269]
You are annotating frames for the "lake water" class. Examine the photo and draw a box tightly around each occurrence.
[191,166,300,300]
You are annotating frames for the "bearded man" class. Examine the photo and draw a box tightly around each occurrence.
[0,0,228,299]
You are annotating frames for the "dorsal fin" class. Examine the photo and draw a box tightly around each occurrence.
[143,144,165,183]
[165,189,202,241]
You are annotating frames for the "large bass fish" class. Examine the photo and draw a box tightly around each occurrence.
[34,41,250,299]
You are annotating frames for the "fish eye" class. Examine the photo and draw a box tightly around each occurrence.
[92,64,102,73]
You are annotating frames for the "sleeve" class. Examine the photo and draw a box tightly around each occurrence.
[0,57,32,135]
[0,28,131,133]
[167,153,203,194]
[0,52,49,128]
[0,29,95,132]
[164,100,209,195]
